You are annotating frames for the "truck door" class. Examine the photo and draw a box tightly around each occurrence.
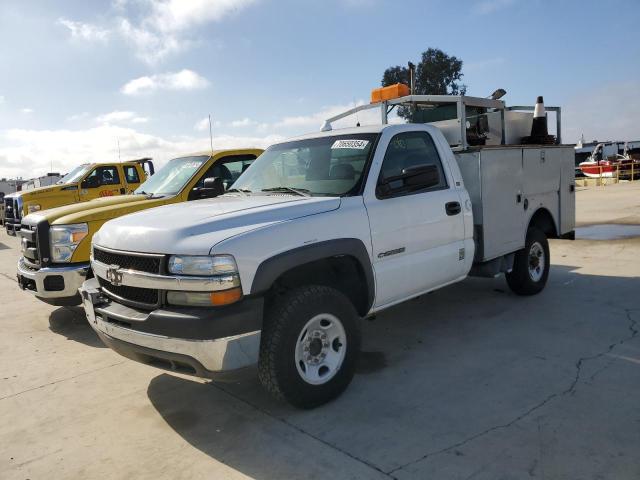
[364,129,466,308]
[79,165,122,199]
[122,164,142,193]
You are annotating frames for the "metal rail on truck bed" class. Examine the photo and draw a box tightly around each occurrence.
[321,95,562,151]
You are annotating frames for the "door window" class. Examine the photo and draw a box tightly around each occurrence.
[378,131,447,198]
[124,166,140,184]
[85,166,120,187]
[195,155,256,190]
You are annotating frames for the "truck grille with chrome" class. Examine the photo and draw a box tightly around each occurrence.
[93,247,164,309]
[20,223,40,267]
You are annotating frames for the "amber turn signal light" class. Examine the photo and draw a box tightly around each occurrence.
[210,287,243,306]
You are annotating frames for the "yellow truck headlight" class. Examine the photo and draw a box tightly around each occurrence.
[50,223,88,263]
[27,204,41,213]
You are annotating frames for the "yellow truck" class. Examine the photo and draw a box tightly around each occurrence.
[4,158,154,236]
[17,149,261,306]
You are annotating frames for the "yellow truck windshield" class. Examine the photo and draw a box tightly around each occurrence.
[56,164,91,185]
[134,155,209,196]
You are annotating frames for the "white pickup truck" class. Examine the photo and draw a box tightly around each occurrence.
[80,94,575,408]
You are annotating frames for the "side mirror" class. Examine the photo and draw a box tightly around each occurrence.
[199,177,226,198]
[377,164,440,198]
[81,176,100,189]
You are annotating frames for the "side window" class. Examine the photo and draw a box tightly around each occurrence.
[84,166,121,187]
[124,166,140,184]
[377,131,447,198]
[195,155,256,190]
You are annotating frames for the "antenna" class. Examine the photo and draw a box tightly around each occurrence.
[354,98,360,127]
[208,114,214,153]
[117,138,121,162]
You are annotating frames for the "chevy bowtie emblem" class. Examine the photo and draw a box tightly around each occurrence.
[106,265,123,286]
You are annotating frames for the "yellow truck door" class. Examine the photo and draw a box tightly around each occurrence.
[79,165,124,199]
[122,164,143,193]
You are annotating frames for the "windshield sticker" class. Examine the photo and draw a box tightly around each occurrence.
[331,139,369,150]
[181,162,202,169]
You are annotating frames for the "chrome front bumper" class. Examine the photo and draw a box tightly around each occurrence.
[79,278,261,376]
[17,258,89,305]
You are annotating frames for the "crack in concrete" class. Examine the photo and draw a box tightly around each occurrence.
[210,382,397,479]
[0,271,17,283]
[0,361,126,401]
[387,308,639,476]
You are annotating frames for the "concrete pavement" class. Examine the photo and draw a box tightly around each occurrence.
[1,182,639,479]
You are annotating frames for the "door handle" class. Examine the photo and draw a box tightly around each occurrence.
[445,201,461,216]
[120,188,125,194]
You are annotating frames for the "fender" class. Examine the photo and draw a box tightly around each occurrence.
[250,238,375,312]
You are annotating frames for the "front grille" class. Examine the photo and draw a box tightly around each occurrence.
[98,277,160,307]
[4,198,14,220]
[93,247,163,274]
[20,224,39,265]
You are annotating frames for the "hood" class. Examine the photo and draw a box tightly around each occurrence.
[94,194,341,255]
[46,194,159,225]
[16,184,77,201]
[23,194,150,225]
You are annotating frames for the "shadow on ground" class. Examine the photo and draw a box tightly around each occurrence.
[49,306,105,348]
[146,264,640,479]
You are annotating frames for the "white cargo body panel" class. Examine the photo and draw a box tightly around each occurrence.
[455,145,575,263]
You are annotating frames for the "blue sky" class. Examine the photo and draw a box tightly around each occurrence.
[0,0,639,178]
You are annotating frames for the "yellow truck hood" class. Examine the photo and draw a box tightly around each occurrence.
[28,194,164,225]
[17,184,77,202]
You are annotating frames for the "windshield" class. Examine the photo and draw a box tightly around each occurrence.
[56,164,91,184]
[233,134,378,196]
[134,155,209,196]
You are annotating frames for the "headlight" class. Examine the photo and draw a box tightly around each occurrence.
[168,255,238,276]
[50,223,88,263]
[27,204,41,213]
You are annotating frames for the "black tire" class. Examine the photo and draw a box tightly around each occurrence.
[506,227,550,296]
[258,285,360,409]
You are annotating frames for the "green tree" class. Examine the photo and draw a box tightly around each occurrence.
[382,48,466,119]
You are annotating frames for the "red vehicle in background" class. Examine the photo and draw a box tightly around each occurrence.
[579,142,640,178]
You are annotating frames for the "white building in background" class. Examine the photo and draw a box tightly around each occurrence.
[0,178,27,196]
[21,172,62,190]
[0,173,62,196]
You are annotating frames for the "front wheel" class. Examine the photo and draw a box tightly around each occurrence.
[506,227,550,295]
[258,285,360,408]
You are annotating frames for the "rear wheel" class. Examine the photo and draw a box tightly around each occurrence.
[258,285,360,408]
[506,227,550,295]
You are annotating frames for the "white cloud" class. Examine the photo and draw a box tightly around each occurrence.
[67,112,90,121]
[122,69,209,95]
[95,111,149,125]
[116,0,257,63]
[474,0,516,15]
[118,18,184,64]
[563,81,640,143]
[194,117,222,131]
[147,0,258,33]
[230,117,257,127]
[96,110,136,123]
[273,100,391,131]
[58,18,110,42]
[21,108,33,114]
[0,125,281,179]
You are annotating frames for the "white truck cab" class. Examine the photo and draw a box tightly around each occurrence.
[80,93,575,408]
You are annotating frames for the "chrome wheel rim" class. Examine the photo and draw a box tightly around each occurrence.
[528,241,545,282]
[294,313,347,385]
